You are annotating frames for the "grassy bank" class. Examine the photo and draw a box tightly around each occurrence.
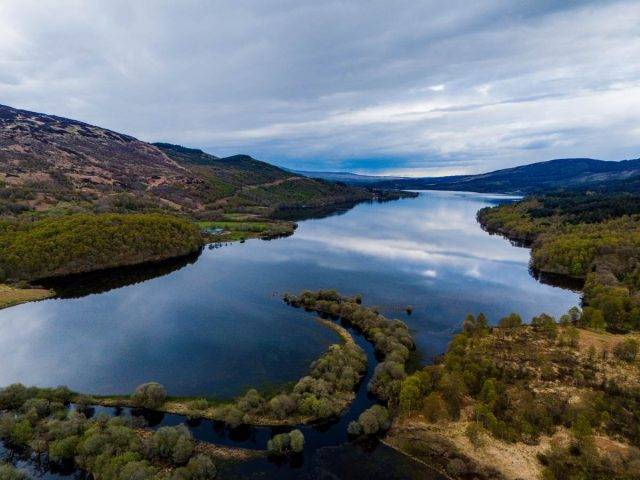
[197,218,296,242]
[0,283,53,309]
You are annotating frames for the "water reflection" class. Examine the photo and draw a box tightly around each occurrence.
[0,191,580,398]
[39,250,203,299]
[0,442,86,479]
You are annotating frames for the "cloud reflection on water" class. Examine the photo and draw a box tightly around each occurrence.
[0,192,578,396]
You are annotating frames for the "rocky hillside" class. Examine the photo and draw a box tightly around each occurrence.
[0,104,382,218]
[0,104,212,214]
[389,317,640,480]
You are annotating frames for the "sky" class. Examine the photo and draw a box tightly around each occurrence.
[1,0,639,176]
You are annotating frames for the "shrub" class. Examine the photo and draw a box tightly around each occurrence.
[132,382,167,409]
[173,454,217,480]
[289,429,304,453]
[21,398,51,418]
[188,399,208,411]
[0,464,28,480]
[399,376,423,412]
[499,313,522,329]
[44,386,73,404]
[74,395,94,415]
[613,338,639,362]
[151,425,194,465]
[10,420,32,445]
[558,326,580,348]
[462,313,488,335]
[0,413,15,439]
[0,384,31,410]
[49,435,80,461]
[465,422,484,447]
[422,392,448,422]
[358,409,380,435]
[581,307,606,330]
[438,372,466,419]
[267,433,290,455]
[355,405,390,436]
[531,314,558,339]
[268,394,298,420]
[236,389,264,413]
[172,435,195,465]
[446,458,468,477]
[118,461,157,480]
[347,421,363,436]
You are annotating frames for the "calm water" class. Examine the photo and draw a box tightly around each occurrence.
[0,191,580,397]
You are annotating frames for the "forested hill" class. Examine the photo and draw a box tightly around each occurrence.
[308,157,640,194]
[478,191,640,332]
[0,104,382,218]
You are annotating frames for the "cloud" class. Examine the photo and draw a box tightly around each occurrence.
[0,0,638,174]
[422,269,438,278]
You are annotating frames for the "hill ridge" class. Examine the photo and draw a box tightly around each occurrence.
[0,103,383,218]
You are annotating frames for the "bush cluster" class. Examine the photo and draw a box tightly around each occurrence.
[0,464,28,480]
[132,382,168,410]
[347,405,390,437]
[266,429,304,455]
[399,309,640,477]
[285,290,415,402]
[0,384,216,480]
[539,435,640,480]
[214,339,366,427]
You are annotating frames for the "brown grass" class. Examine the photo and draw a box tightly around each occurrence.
[0,284,53,309]
[578,328,640,354]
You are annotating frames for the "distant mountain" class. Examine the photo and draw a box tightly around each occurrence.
[306,158,640,194]
[292,170,403,184]
[0,104,379,217]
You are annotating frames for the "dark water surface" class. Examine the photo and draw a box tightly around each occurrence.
[0,191,579,398]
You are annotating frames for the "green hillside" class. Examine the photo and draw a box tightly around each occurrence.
[0,213,203,282]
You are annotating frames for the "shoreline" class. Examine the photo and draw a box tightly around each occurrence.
[0,283,54,310]
[477,210,587,286]
[0,191,416,311]
[84,314,364,428]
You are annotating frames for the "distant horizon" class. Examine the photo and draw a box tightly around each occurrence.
[3,99,638,179]
[289,155,640,178]
[1,1,639,175]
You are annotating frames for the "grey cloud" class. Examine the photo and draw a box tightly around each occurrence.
[0,0,638,175]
